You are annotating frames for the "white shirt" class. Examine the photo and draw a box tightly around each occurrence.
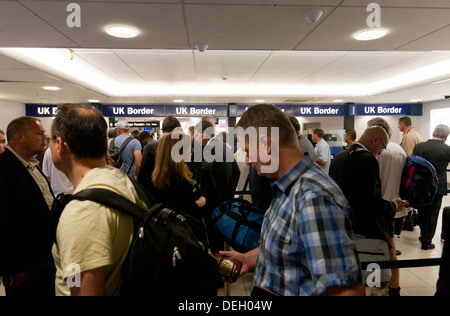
[42,147,74,196]
[377,142,408,218]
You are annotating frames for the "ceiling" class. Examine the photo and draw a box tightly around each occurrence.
[1,0,450,105]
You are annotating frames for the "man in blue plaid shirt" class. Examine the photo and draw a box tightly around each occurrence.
[221,104,364,296]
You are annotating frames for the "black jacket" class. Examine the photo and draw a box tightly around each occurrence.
[329,143,396,240]
[197,138,240,214]
[0,148,54,275]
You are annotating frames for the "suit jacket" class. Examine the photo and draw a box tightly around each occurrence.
[0,148,54,275]
[198,138,240,214]
[329,143,396,240]
[413,139,450,193]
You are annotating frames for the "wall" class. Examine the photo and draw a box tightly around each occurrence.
[0,100,25,132]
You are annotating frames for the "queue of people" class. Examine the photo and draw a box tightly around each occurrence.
[0,104,449,296]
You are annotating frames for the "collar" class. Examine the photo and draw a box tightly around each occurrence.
[403,127,415,135]
[353,142,369,151]
[7,145,40,169]
[272,153,314,195]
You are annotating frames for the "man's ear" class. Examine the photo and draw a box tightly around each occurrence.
[55,137,69,155]
[259,135,272,155]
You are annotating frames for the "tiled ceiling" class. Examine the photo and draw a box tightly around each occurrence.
[0,0,449,105]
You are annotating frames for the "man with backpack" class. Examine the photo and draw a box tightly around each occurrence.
[413,124,450,250]
[111,120,142,179]
[49,104,147,295]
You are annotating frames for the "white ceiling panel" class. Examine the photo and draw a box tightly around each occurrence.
[20,1,189,49]
[296,6,450,51]
[185,4,331,50]
[0,1,77,47]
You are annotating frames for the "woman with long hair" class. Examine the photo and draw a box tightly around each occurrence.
[150,132,206,218]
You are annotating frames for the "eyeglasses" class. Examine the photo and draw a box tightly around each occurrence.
[378,136,388,150]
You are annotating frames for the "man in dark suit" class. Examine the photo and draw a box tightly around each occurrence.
[0,116,55,296]
[194,120,240,253]
[413,124,450,250]
[329,126,408,240]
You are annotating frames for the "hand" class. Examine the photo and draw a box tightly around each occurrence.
[219,248,258,282]
[195,196,206,208]
[9,272,29,286]
[393,198,409,212]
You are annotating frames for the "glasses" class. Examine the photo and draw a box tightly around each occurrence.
[378,136,388,150]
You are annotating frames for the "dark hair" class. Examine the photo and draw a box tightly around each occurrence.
[138,131,151,141]
[399,116,412,127]
[313,128,325,139]
[52,104,107,159]
[344,128,357,141]
[162,115,181,133]
[286,114,300,133]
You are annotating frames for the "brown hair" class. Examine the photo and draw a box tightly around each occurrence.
[152,132,193,190]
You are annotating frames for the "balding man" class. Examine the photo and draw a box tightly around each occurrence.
[330,127,408,294]
[330,126,408,240]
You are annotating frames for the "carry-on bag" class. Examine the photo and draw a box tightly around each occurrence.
[210,176,265,253]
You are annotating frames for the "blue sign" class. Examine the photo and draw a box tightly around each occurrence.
[164,105,228,117]
[349,103,423,116]
[26,104,58,117]
[101,104,164,117]
[292,105,346,117]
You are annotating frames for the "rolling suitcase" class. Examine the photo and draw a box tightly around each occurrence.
[442,207,450,241]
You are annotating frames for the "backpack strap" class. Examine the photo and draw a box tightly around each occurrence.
[119,136,134,151]
[72,188,161,220]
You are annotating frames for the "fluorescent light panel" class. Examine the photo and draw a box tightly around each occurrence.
[1,48,450,99]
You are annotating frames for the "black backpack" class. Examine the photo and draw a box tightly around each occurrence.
[109,137,134,171]
[49,182,219,296]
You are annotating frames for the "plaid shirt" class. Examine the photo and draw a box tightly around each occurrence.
[253,155,362,296]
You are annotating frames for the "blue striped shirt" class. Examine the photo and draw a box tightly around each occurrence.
[253,154,362,296]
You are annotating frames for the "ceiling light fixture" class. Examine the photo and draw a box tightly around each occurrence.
[88,99,100,103]
[173,99,184,103]
[354,28,387,41]
[43,86,60,91]
[106,25,139,38]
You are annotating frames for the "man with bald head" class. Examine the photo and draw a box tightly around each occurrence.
[330,127,408,294]
[330,126,408,240]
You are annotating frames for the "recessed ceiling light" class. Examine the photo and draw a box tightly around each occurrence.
[43,86,60,91]
[255,100,265,103]
[88,99,100,103]
[410,99,422,102]
[333,99,344,103]
[106,25,139,38]
[173,99,184,103]
[354,28,387,41]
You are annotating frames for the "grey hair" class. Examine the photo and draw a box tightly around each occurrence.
[433,124,450,139]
